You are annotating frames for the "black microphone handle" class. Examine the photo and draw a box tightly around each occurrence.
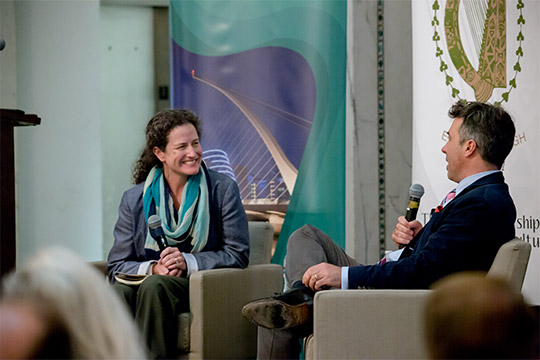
[405,195,421,222]
[398,184,424,255]
[399,195,421,249]
[156,234,168,252]
[398,226,424,259]
[405,206,418,222]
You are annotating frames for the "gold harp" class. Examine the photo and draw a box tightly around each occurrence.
[445,0,506,101]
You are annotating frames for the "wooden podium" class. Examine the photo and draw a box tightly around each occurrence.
[1,109,41,278]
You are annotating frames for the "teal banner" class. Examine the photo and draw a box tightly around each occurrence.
[170,0,347,264]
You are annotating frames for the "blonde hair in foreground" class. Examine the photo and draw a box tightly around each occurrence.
[2,247,147,359]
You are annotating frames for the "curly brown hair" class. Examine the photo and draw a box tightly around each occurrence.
[132,109,201,184]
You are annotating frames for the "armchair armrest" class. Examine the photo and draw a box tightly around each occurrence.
[187,264,283,359]
[308,289,431,359]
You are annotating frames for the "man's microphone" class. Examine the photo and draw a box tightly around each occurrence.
[148,215,169,251]
[405,183,425,222]
[399,183,425,249]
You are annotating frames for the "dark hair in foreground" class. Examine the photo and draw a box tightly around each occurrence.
[425,272,539,359]
[132,109,201,184]
[448,100,515,168]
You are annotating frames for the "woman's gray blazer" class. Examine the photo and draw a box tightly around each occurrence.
[107,169,249,281]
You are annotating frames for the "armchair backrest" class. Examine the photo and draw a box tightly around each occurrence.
[247,221,274,265]
[487,237,531,292]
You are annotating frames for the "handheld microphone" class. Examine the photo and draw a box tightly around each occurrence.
[405,183,425,222]
[148,215,169,251]
[399,184,425,250]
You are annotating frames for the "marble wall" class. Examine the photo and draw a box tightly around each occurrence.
[346,0,412,264]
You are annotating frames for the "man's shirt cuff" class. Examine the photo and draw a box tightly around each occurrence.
[341,266,349,289]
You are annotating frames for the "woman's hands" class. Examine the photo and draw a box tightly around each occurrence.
[152,247,187,277]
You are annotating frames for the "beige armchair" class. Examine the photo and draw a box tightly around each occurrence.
[95,221,283,359]
[179,221,283,359]
[305,238,532,359]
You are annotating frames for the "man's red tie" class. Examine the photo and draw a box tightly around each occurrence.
[435,189,456,213]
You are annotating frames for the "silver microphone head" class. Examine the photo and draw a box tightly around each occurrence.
[148,215,162,230]
[409,183,425,199]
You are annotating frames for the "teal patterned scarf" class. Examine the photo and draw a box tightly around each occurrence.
[142,163,209,253]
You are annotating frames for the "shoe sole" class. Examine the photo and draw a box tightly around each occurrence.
[241,299,310,330]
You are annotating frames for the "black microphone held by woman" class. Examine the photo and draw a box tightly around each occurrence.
[148,215,169,251]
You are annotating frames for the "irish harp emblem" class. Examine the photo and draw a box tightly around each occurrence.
[445,0,506,102]
[431,0,525,104]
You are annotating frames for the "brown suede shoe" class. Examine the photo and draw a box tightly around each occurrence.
[241,287,314,330]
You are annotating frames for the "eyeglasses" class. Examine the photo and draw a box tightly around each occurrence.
[441,130,449,141]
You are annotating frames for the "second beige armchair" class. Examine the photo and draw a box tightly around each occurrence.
[305,238,532,359]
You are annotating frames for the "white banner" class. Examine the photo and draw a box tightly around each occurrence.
[412,0,539,304]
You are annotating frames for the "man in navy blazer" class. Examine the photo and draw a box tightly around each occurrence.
[242,101,517,359]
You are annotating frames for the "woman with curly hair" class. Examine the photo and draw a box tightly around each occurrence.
[107,109,249,358]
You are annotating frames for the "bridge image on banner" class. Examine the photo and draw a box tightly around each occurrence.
[202,149,237,182]
[190,69,313,211]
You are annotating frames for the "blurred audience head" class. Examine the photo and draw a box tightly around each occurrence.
[425,272,538,359]
[0,299,70,359]
[1,247,147,359]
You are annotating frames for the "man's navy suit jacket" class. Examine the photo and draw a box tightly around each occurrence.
[348,172,516,289]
